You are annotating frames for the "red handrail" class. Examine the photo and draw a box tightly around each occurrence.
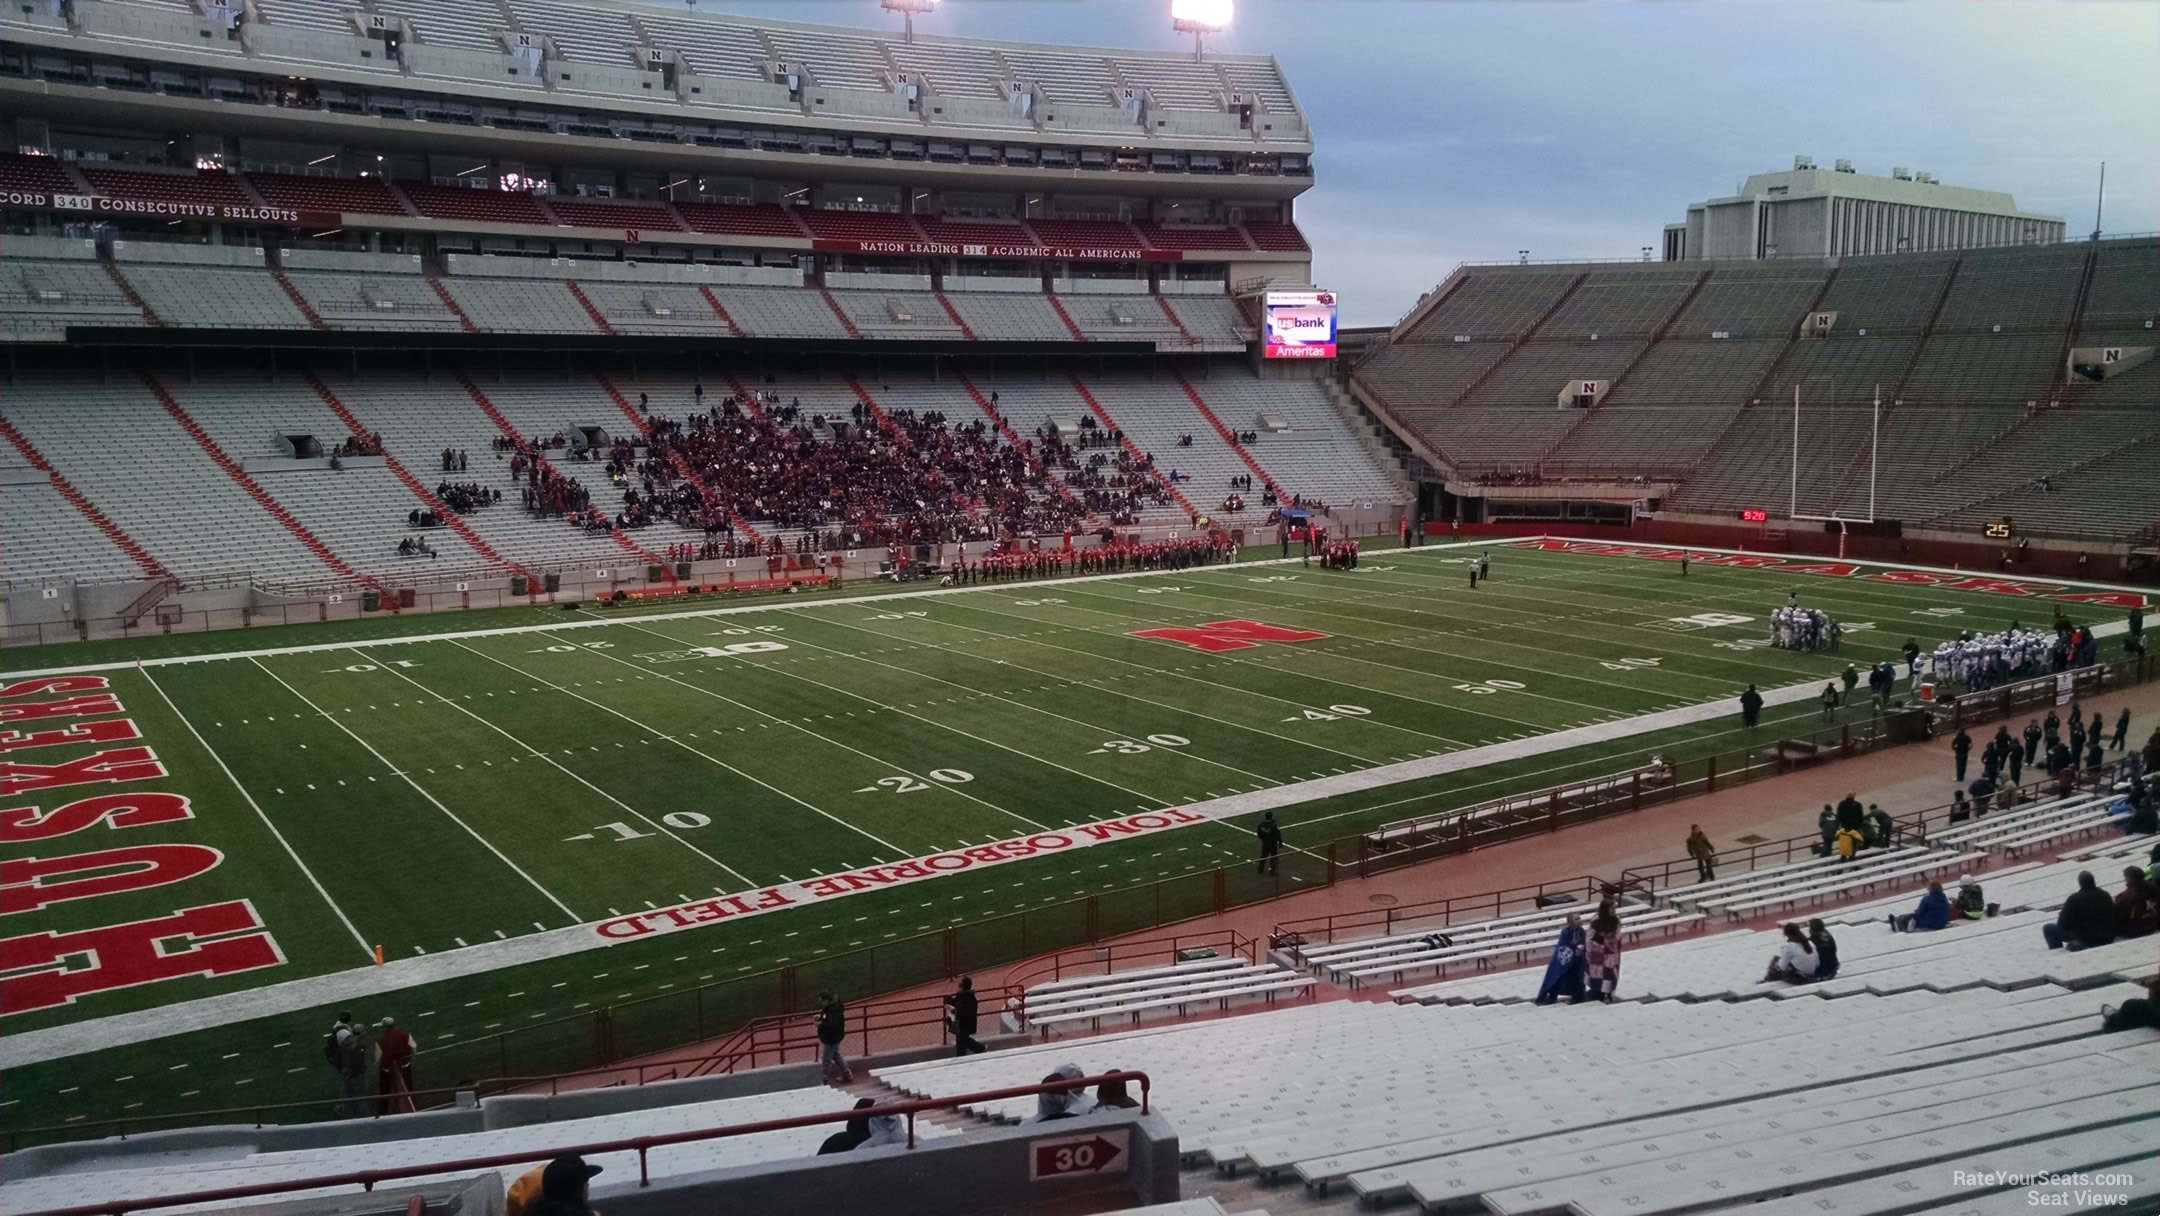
[682,985,1020,1079]
[1003,930,1256,997]
[15,1073,1150,1216]
[1272,876,1609,947]
[1617,758,2130,892]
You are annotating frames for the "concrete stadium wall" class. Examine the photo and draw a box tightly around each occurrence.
[1420,518,2146,582]
[593,1109,1181,1216]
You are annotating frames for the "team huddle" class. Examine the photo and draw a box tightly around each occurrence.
[1926,616,2104,690]
[1769,605,1841,652]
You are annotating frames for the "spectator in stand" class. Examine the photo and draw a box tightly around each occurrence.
[1584,902,1622,1003]
[1765,923,1820,984]
[1818,804,1838,856]
[1954,875,1992,920]
[2115,866,2158,939]
[509,1155,602,1216]
[1806,919,1839,980]
[861,1110,907,1149]
[1095,1073,1141,1110]
[2101,977,2160,1033]
[1685,825,1716,882]
[815,991,852,1084]
[1533,913,1588,1005]
[327,1011,367,1118]
[374,1017,416,1115]
[1866,804,1895,849]
[2043,871,2117,951]
[818,1099,877,1154]
[1948,788,1972,823]
[944,976,985,1056]
[1890,881,1951,933]
[1031,1073,1077,1122]
[1835,793,1866,838]
[1052,1063,1098,1116]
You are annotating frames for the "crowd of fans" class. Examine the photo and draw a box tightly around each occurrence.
[565,391,1092,551]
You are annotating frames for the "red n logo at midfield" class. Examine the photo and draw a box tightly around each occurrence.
[1130,619,1330,653]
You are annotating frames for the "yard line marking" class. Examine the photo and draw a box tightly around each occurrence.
[564,622,1057,836]
[1044,584,1580,730]
[934,597,1473,753]
[246,657,578,922]
[782,609,1334,778]
[1102,576,1706,708]
[140,667,374,958]
[361,644,758,889]
[480,634,913,856]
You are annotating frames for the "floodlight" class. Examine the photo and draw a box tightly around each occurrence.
[882,0,936,42]
[1170,0,1234,29]
[1170,0,1232,61]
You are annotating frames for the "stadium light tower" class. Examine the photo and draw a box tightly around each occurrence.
[882,0,936,43]
[1170,0,1232,62]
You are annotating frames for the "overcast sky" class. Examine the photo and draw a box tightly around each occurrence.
[644,1,2159,325]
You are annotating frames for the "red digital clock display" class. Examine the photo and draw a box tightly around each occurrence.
[1739,509,1769,523]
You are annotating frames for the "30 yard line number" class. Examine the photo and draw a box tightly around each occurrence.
[1090,735,1190,755]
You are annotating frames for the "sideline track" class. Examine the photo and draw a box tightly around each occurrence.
[1,535,2143,680]
[0,539,2137,1068]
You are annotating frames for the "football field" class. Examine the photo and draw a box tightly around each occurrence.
[3,538,2144,1134]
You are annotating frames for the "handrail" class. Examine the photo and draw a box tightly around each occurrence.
[1368,763,1666,841]
[14,1073,1151,1216]
[1273,876,1610,947]
[681,985,1020,1080]
[1617,758,2130,893]
[1001,930,1257,1017]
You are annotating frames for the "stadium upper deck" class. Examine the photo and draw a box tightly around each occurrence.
[1,2,1312,284]
[0,1,1310,256]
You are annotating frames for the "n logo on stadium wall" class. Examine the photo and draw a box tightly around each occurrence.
[1129,619,1329,653]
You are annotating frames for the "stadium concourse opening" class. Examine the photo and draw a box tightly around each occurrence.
[3,0,2158,1212]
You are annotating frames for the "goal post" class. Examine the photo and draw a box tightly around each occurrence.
[1786,381,1881,526]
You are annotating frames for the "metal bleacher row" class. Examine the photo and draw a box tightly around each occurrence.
[870,819,2158,1216]
[0,367,1404,588]
[1357,236,2160,540]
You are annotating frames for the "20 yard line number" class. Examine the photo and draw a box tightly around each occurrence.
[854,770,975,795]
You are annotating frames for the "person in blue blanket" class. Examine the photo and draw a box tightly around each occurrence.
[1533,912,1588,1005]
[1890,881,1952,933]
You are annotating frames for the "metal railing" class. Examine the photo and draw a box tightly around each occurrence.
[1272,876,1610,948]
[14,1072,1150,1216]
[1002,930,1258,1021]
[1617,758,2132,894]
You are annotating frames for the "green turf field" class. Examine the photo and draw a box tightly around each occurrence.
[2,539,2143,1138]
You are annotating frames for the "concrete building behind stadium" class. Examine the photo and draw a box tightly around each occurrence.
[1664,157,2066,262]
